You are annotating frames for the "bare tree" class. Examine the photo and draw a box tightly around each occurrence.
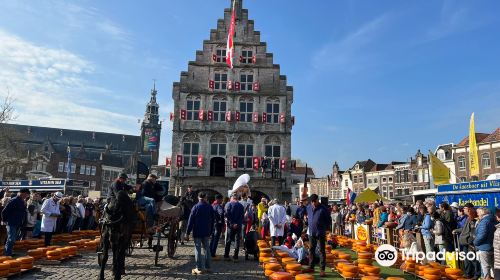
[0,94,22,174]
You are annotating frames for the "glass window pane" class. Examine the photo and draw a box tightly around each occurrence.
[248,75,253,82]
[241,75,246,82]
[187,112,192,120]
[194,101,200,110]
[211,144,217,155]
[183,143,191,154]
[274,104,279,112]
[274,146,281,157]
[222,74,227,81]
[247,145,253,156]
[246,158,252,168]
[192,143,199,154]
[187,100,192,110]
[238,158,244,168]
[240,102,245,112]
[265,145,272,157]
[238,144,245,156]
[248,103,253,112]
[221,102,226,111]
[214,102,219,111]
[219,144,226,155]
[267,104,272,113]
[215,73,220,80]
[273,115,278,123]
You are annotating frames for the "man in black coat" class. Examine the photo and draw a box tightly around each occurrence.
[107,173,133,202]
[138,174,157,227]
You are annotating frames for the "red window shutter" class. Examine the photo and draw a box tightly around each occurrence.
[252,157,260,170]
[180,109,187,120]
[252,112,259,123]
[235,82,240,91]
[198,109,204,121]
[279,112,286,124]
[280,159,286,170]
[227,80,233,90]
[212,54,217,62]
[176,155,183,167]
[209,80,215,90]
[232,156,238,168]
[207,111,213,121]
[226,111,232,122]
[169,112,174,121]
[197,155,203,168]
[252,55,257,64]
[262,112,267,123]
[253,82,260,91]
[166,158,172,167]
[235,111,240,122]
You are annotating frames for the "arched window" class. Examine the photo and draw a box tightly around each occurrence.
[237,134,254,168]
[186,94,201,121]
[210,134,227,156]
[266,97,280,124]
[458,156,466,171]
[212,96,227,122]
[182,133,200,167]
[239,96,254,122]
[482,153,491,169]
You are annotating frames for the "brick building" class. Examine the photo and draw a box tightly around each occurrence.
[170,0,294,200]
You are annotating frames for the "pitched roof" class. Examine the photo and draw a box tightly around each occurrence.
[457,133,491,147]
[369,164,390,172]
[292,167,315,177]
[481,128,500,143]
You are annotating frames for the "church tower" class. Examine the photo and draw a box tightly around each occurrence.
[170,0,294,200]
[141,82,161,165]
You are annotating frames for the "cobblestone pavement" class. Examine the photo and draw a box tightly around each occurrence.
[17,241,265,280]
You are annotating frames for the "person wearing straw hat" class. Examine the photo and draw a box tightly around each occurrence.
[41,192,62,246]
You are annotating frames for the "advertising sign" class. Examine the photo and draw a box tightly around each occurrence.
[143,128,159,152]
[437,179,500,193]
[436,192,499,208]
[0,179,66,192]
[354,224,369,242]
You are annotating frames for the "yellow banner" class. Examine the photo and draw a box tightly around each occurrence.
[469,113,479,176]
[429,151,450,185]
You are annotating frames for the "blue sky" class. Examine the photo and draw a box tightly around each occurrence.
[0,0,499,176]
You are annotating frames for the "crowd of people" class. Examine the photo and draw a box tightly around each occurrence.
[0,186,105,256]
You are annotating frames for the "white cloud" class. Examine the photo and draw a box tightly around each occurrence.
[0,29,137,134]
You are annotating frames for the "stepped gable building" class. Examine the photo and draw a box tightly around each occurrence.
[170,0,294,200]
[0,86,160,194]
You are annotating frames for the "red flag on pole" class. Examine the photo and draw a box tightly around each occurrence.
[226,0,236,69]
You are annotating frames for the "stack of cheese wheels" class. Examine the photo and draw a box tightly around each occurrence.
[276,251,290,260]
[404,257,416,272]
[423,266,442,280]
[0,256,12,263]
[84,240,98,251]
[415,264,429,277]
[445,268,464,280]
[357,252,373,265]
[325,252,335,265]
[295,274,314,280]
[334,259,349,271]
[25,240,38,250]
[4,259,21,274]
[265,262,282,277]
[281,257,296,265]
[261,257,278,266]
[259,248,272,263]
[269,271,293,280]
[66,246,78,256]
[68,240,84,249]
[285,263,302,276]
[46,249,62,261]
[13,240,27,251]
[362,265,381,277]
[16,256,34,270]
[0,262,9,277]
[27,249,44,261]
[337,252,352,262]
[340,263,359,278]
[55,248,68,258]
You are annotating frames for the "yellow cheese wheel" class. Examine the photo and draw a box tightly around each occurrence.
[358,252,373,259]
[428,262,442,268]
[265,269,278,277]
[342,265,359,273]
[445,268,463,276]
[0,257,12,263]
[386,278,406,280]
[364,266,381,274]
[295,274,314,280]
[338,253,352,260]
[265,263,282,271]
[27,249,43,256]
[342,271,359,278]
[285,263,302,271]
[277,251,290,258]
[288,270,301,276]
[281,257,296,263]
[260,252,272,258]
[424,268,441,275]
[260,248,272,254]
[358,258,373,264]
[4,260,20,267]
[362,277,381,280]
[16,256,34,264]
[424,274,441,280]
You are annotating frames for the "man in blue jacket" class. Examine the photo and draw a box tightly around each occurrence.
[1,188,30,256]
[186,192,214,275]
[223,193,244,262]
[303,194,331,277]
[473,207,496,280]
[210,194,224,259]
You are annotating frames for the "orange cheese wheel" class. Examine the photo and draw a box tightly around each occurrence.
[277,251,290,258]
[47,256,62,261]
[358,258,373,265]
[358,252,373,259]
[359,246,371,252]
[20,263,33,270]
[27,249,43,256]
[342,271,359,278]
[445,268,463,276]
[424,274,441,280]
[417,271,425,276]
[16,256,34,264]
[364,266,380,274]
[295,274,315,280]
[338,262,353,270]
[343,265,359,273]
[4,260,20,267]
[447,275,462,280]
[338,253,352,260]
[260,252,272,258]
[424,268,441,275]
[288,270,301,276]
[332,250,342,256]
[265,263,282,271]
[281,257,296,263]
[265,269,278,276]
[270,271,293,280]
[362,276,380,280]
[285,263,302,271]
[9,267,21,273]
[428,262,442,268]
[0,263,9,270]
[0,270,8,277]
[260,248,272,254]
[387,278,406,280]
[47,250,61,257]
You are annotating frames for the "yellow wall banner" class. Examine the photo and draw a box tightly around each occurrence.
[469,113,479,176]
[429,151,450,185]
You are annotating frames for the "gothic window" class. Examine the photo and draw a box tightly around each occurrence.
[240,73,253,91]
[241,50,253,64]
[482,153,491,169]
[213,97,227,122]
[266,99,280,124]
[183,134,200,168]
[214,72,227,90]
[239,97,254,122]
[210,134,227,156]
[216,49,226,63]
[238,144,253,168]
[186,95,201,121]
[458,156,466,171]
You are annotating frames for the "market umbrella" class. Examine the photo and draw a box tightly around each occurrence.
[354,188,387,203]
[231,174,251,196]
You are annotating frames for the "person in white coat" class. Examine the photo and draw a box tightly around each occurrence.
[268,199,287,246]
[41,192,62,246]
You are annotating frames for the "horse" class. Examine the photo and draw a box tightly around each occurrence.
[98,190,136,280]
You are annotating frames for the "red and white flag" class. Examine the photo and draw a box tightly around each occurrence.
[226,0,236,69]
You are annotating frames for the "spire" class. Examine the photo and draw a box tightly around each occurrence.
[143,81,159,125]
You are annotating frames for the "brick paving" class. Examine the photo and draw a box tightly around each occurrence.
[16,241,265,280]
